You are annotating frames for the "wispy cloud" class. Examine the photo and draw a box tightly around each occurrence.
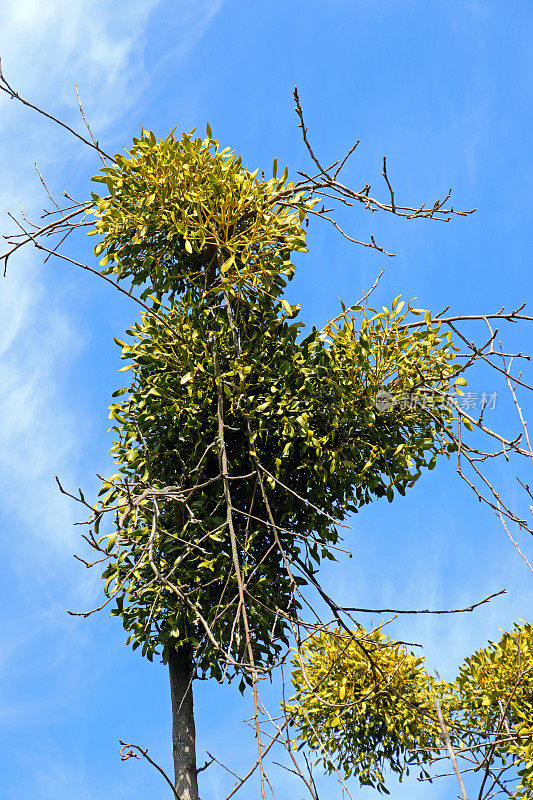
[145,0,225,87]
[0,9,227,779]
[0,0,224,557]
[0,0,160,122]
[0,0,168,555]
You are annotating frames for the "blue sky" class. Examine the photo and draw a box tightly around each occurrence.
[0,1,532,798]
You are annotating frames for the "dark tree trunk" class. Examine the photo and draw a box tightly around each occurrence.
[168,644,198,800]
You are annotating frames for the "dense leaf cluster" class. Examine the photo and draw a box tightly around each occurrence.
[88,129,461,684]
[287,626,448,791]
[288,623,533,796]
[89,129,309,301]
[455,622,533,794]
[98,295,458,677]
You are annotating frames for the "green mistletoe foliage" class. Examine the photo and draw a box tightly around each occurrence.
[287,623,533,796]
[87,128,462,684]
[89,128,310,301]
[287,626,449,792]
[455,622,533,795]
[96,295,458,678]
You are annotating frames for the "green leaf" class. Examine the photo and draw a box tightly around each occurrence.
[281,298,292,315]
[220,255,235,273]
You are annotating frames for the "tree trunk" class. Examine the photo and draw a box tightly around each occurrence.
[168,644,198,800]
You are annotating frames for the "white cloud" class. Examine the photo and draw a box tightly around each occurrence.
[146,0,225,88]
[0,0,224,556]
[0,263,82,551]
[0,5,226,772]
[0,0,158,122]
[0,0,159,557]
[0,0,225,136]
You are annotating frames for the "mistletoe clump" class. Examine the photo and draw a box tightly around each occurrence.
[288,623,533,797]
[87,129,462,684]
[89,128,310,301]
[286,625,450,791]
